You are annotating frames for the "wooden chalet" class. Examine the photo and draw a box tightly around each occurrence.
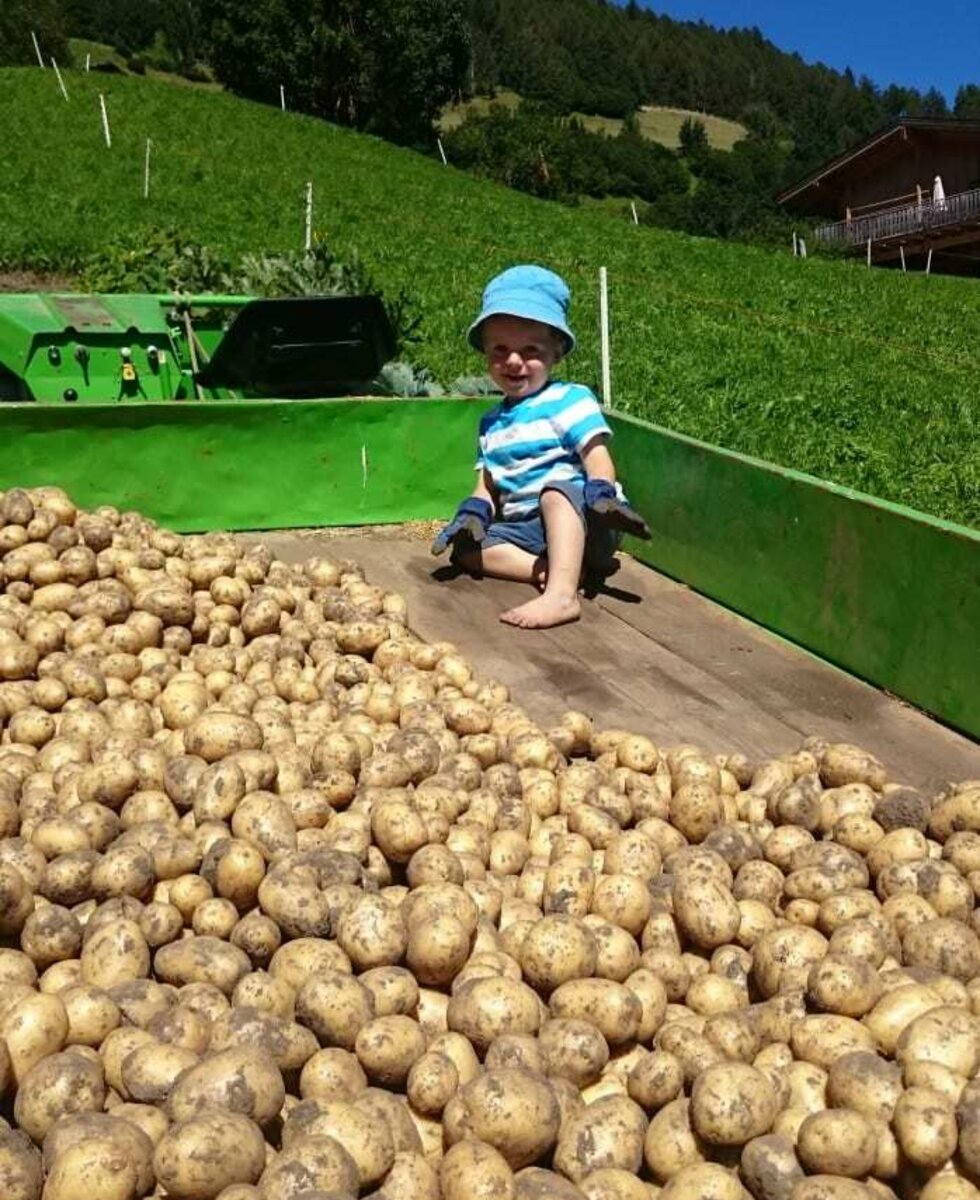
[777,118,980,274]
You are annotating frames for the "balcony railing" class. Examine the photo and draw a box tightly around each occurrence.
[815,186,980,247]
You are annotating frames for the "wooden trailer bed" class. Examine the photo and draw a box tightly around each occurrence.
[244,529,980,793]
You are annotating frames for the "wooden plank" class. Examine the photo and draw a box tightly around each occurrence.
[597,557,980,790]
[248,532,980,791]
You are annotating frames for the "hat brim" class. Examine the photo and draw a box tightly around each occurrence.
[468,292,575,353]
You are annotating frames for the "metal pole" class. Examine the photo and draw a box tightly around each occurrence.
[926,249,933,275]
[85,53,91,72]
[280,84,286,111]
[99,93,112,148]
[30,30,44,67]
[437,138,448,166]
[599,267,611,409]
[144,138,152,199]
[899,245,906,272]
[792,231,798,257]
[866,238,872,268]
[304,181,313,251]
[630,202,639,225]
[51,58,68,101]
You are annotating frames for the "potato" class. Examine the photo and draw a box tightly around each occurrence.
[407,1051,459,1115]
[1,991,68,1084]
[184,712,263,764]
[154,1109,266,1200]
[893,1086,957,1168]
[661,1162,749,1200]
[258,1133,359,1199]
[439,1139,515,1200]
[826,1052,902,1122]
[13,1049,105,1142]
[284,1099,393,1187]
[643,1099,705,1182]
[549,979,642,1045]
[41,1136,140,1200]
[80,918,151,990]
[0,1129,43,1200]
[553,1095,647,1182]
[121,1042,200,1103]
[690,1063,777,1146]
[447,977,541,1052]
[154,936,251,995]
[795,1110,877,1177]
[790,1015,875,1070]
[167,1046,285,1127]
[740,1134,805,1200]
[444,1068,560,1169]
[42,1113,154,1195]
[673,872,740,950]
[296,969,375,1050]
[518,914,597,992]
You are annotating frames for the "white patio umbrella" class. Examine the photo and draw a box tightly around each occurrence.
[933,175,947,208]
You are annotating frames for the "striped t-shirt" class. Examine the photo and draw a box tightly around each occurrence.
[476,380,611,518]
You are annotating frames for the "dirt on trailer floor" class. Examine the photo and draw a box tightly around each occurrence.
[238,528,980,793]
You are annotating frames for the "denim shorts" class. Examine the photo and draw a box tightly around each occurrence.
[454,480,621,575]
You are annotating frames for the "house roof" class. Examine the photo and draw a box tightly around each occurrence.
[777,118,980,207]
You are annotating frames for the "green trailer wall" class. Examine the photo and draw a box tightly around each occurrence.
[3,398,490,530]
[1,397,977,737]
[609,412,980,741]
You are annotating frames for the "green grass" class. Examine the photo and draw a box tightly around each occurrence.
[1,68,978,528]
[440,92,745,151]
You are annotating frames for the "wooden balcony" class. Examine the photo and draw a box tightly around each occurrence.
[815,186,980,263]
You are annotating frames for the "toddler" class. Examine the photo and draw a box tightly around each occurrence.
[432,265,648,629]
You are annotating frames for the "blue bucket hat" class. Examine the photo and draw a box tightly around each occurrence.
[468,264,576,353]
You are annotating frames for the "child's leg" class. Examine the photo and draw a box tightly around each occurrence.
[500,488,584,629]
[453,542,547,586]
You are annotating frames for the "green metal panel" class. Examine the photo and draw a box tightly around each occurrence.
[610,412,980,739]
[0,294,249,403]
[2,397,491,531]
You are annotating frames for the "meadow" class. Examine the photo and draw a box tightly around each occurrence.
[2,68,978,528]
[440,90,747,150]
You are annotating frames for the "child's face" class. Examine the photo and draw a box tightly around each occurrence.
[482,315,562,400]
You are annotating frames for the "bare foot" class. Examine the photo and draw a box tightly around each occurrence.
[500,592,581,629]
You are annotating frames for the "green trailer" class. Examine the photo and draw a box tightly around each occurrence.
[1,292,977,780]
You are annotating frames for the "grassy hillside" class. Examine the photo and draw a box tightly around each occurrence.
[1,68,977,529]
[440,91,745,151]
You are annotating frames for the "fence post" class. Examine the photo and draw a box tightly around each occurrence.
[304,182,313,251]
[866,238,872,268]
[599,267,611,409]
[99,94,112,148]
[30,30,44,67]
[899,245,906,272]
[926,249,933,275]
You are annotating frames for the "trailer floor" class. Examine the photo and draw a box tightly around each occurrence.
[246,530,980,793]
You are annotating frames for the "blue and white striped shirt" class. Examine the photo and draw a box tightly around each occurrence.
[476,381,611,518]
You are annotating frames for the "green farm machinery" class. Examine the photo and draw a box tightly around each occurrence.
[0,291,977,751]
[0,293,395,403]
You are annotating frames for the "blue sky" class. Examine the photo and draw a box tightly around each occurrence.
[634,1,980,102]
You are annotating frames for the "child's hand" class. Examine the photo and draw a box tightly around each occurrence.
[584,479,651,540]
[431,497,495,556]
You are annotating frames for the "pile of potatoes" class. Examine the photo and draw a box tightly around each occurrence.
[1,485,979,1200]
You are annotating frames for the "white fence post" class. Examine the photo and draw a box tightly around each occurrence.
[436,138,448,166]
[99,93,112,148]
[51,58,69,101]
[30,30,44,67]
[304,181,313,251]
[144,138,152,199]
[280,84,286,111]
[599,267,611,409]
